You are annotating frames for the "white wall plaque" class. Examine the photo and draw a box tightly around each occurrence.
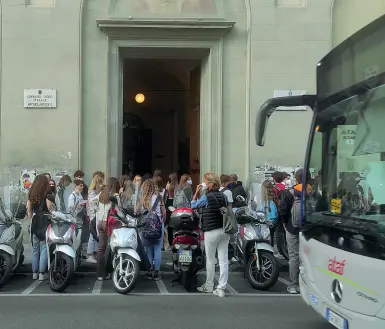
[24,89,57,108]
[273,89,308,111]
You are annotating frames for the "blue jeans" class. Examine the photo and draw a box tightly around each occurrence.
[142,224,164,271]
[32,234,48,273]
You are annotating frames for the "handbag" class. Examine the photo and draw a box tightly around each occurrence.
[212,193,237,235]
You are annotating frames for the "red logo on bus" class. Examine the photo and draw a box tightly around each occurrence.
[328,257,346,275]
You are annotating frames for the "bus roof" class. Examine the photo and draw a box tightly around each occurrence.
[317,14,385,103]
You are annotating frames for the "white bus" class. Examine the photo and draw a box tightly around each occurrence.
[255,14,385,329]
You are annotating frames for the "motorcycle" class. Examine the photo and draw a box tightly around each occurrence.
[230,195,279,290]
[46,211,83,292]
[108,195,145,295]
[0,198,26,289]
[168,206,205,290]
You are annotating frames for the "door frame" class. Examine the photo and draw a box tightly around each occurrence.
[97,18,235,178]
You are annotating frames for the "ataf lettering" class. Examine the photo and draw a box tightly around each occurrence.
[328,257,346,275]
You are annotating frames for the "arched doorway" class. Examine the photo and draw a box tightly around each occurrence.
[332,0,385,47]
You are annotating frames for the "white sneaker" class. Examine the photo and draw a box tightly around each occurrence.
[86,256,97,264]
[38,273,46,281]
[32,273,38,280]
[213,288,225,298]
[197,284,213,293]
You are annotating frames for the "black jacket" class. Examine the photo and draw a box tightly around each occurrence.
[231,182,247,208]
[201,190,227,232]
[279,185,300,236]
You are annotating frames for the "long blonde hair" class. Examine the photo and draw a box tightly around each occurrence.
[121,180,135,206]
[203,172,220,190]
[141,179,155,209]
[261,180,275,212]
[88,173,104,194]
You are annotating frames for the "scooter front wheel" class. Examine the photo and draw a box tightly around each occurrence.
[112,254,140,295]
[0,251,13,289]
[48,252,74,292]
[246,250,279,290]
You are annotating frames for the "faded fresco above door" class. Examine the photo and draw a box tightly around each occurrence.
[136,0,216,13]
[109,0,224,17]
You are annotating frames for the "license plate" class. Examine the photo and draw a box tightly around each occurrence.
[326,308,348,329]
[178,250,192,263]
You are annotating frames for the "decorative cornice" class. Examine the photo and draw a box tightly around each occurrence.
[96,18,235,37]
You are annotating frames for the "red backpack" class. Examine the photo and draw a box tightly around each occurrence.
[107,208,121,237]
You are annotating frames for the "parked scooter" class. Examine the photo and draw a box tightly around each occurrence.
[230,196,279,290]
[108,196,146,295]
[168,207,205,290]
[46,211,83,292]
[0,198,27,289]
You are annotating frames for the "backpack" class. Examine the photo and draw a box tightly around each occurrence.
[290,195,301,228]
[173,187,190,208]
[274,186,285,211]
[142,196,163,242]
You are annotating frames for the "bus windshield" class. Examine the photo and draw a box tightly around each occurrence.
[304,81,385,257]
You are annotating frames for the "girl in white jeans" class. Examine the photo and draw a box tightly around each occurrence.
[191,172,230,298]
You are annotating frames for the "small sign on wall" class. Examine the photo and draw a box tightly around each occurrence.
[273,89,308,111]
[24,89,57,108]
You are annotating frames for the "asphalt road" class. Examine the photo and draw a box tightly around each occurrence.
[0,295,334,329]
[0,271,292,296]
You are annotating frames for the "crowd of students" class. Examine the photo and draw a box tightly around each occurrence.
[26,167,307,296]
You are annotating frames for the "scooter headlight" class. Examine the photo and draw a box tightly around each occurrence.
[110,228,138,251]
[262,227,270,240]
[243,226,256,240]
[46,224,74,244]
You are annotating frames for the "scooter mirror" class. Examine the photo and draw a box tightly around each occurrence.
[109,196,119,204]
[168,206,176,212]
[236,195,246,202]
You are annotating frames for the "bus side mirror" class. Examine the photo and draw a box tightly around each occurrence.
[255,95,317,146]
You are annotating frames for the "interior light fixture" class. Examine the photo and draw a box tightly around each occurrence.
[135,93,145,103]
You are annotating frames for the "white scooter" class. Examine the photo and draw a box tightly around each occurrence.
[108,196,145,294]
[0,199,26,289]
[230,195,279,290]
[46,211,83,292]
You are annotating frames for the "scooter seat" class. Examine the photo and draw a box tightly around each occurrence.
[174,230,198,238]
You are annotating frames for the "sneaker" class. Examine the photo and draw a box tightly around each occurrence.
[32,273,38,280]
[105,274,112,280]
[144,271,153,280]
[153,271,161,281]
[38,273,46,281]
[165,246,171,251]
[97,277,104,281]
[197,284,213,293]
[86,256,97,264]
[287,286,299,294]
[213,288,225,298]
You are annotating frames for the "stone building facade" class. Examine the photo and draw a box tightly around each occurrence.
[0,0,383,185]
